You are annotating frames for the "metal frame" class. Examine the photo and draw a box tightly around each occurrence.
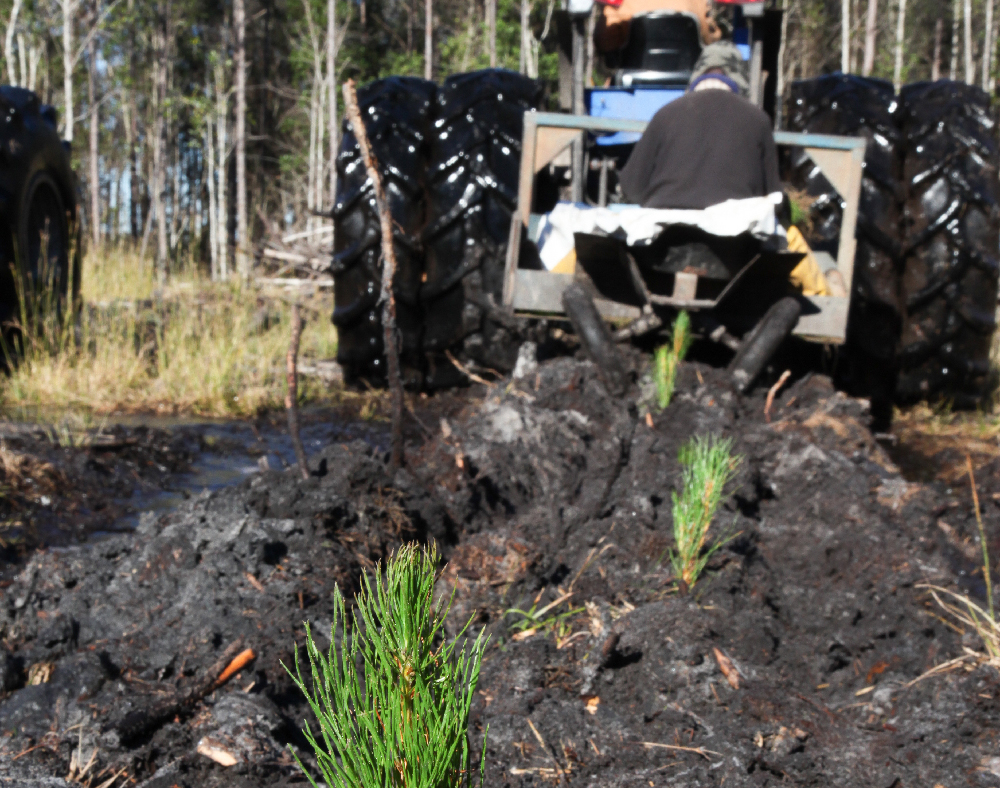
[502,111,867,344]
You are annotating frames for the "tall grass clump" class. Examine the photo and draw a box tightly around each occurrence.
[285,542,488,788]
[654,310,692,410]
[1,247,338,417]
[669,435,741,590]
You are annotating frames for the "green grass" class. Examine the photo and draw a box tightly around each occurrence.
[285,542,488,788]
[505,591,584,644]
[654,311,692,410]
[0,246,338,418]
[669,435,741,591]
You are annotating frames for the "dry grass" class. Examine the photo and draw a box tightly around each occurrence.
[1,247,339,418]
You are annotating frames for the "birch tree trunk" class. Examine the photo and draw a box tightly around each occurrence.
[17,30,26,87]
[776,0,789,128]
[87,37,100,247]
[234,0,249,278]
[424,0,432,79]
[862,0,877,76]
[932,17,943,81]
[61,0,75,141]
[215,58,228,279]
[893,0,907,91]
[206,109,218,279]
[964,0,973,84]
[327,0,337,213]
[520,0,528,74]
[488,0,496,68]
[5,0,23,86]
[841,0,850,73]
[951,0,960,80]
[152,18,168,279]
[983,0,994,90]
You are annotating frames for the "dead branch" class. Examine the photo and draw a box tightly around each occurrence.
[286,303,310,480]
[342,78,404,470]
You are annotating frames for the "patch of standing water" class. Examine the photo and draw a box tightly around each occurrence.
[106,409,391,533]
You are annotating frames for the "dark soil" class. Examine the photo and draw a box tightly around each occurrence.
[1,353,998,788]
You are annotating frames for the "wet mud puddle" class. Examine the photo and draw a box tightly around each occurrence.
[0,407,391,577]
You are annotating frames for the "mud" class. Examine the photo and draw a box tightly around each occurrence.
[1,353,998,787]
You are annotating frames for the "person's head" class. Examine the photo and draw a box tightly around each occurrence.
[688,41,750,97]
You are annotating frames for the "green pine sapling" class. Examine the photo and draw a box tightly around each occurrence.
[654,310,692,410]
[284,542,488,788]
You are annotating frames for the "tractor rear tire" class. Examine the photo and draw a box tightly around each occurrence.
[895,81,1000,407]
[728,297,802,393]
[785,74,903,420]
[421,69,542,387]
[331,76,436,386]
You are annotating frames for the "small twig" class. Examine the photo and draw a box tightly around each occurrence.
[285,303,309,480]
[903,653,974,687]
[343,79,404,471]
[764,369,792,423]
[968,454,993,620]
[526,719,566,782]
[445,349,494,387]
[640,742,721,760]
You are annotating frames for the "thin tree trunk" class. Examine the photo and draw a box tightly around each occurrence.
[152,15,168,280]
[933,17,943,81]
[61,0,74,141]
[87,37,100,248]
[5,0,23,86]
[776,0,789,129]
[234,0,249,278]
[585,6,595,86]
[488,0,496,67]
[343,79,404,470]
[285,303,309,480]
[965,0,974,84]
[951,0,960,80]
[327,0,337,214]
[206,108,218,279]
[214,57,228,279]
[841,0,850,73]
[862,0,877,76]
[983,0,994,90]
[424,0,432,79]
[27,39,39,89]
[520,0,528,74]
[17,31,26,86]
[893,0,907,91]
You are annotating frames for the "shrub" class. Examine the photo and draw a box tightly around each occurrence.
[669,435,741,590]
[285,542,488,788]
[654,311,692,410]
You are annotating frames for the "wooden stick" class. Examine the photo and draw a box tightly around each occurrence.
[342,78,404,470]
[967,454,994,620]
[286,302,309,480]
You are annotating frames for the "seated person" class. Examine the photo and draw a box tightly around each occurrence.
[619,42,834,296]
[619,42,779,210]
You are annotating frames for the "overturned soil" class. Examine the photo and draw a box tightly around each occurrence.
[1,353,999,787]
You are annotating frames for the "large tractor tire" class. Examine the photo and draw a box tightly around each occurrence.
[895,82,1000,407]
[421,70,542,387]
[331,76,435,386]
[0,87,77,342]
[785,74,902,426]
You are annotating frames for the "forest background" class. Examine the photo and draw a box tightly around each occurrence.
[0,0,995,280]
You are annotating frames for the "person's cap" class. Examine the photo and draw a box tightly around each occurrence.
[689,42,750,97]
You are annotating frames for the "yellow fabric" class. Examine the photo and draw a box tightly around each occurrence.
[786,225,830,297]
[551,248,577,275]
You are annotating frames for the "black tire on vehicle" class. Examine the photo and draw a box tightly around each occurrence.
[785,74,902,422]
[895,81,1000,407]
[18,171,70,316]
[331,76,436,386]
[728,297,801,393]
[421,69,542,387]
[562,283,629,397]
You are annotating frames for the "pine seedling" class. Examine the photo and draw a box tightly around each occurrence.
[654,311,692,410]
[284,542,488,788]
[669,435,741,590]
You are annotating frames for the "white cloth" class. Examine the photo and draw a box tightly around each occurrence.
[534,195,783,271]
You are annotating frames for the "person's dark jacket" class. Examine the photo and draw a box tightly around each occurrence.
[619,88,782,210]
